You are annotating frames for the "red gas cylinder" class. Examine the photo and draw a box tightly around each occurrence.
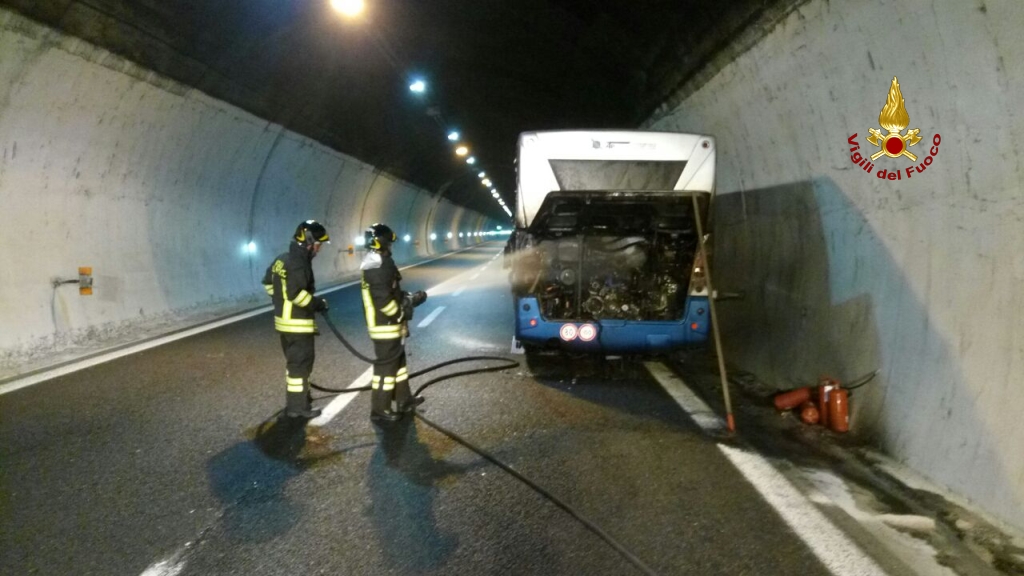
[799,402,820,425]
[774,387,811,411]
[828,388,850,433]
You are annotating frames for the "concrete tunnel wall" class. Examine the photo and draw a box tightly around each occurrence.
[0,8,498,371]
[648,0,1024,530]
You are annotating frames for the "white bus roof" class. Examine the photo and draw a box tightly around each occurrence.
[515,130,716,229]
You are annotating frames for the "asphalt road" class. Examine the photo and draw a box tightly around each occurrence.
[3,243,846,575]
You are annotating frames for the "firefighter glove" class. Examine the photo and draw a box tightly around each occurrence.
[313,297,329,312]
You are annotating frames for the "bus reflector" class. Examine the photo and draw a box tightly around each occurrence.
[691,323,699,330]
[529,319,537,327]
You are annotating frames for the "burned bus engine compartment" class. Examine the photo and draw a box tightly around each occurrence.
[508,192,706,322]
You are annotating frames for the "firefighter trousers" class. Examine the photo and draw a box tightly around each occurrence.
[280,333,315,410]
[372,338,410,407]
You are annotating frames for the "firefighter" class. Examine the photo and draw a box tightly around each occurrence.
[360,223,427,422]
[262,220,331,419]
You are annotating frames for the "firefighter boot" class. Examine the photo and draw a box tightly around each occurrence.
[394,380,424,414]
[285,384,321,419]
[370,388,400,423]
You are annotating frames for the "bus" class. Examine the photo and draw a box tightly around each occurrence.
[506,130,716,357]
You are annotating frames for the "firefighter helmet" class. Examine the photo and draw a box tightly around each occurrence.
[364,223,397,250]
[294,220,330,246]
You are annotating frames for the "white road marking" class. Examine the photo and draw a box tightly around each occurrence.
[139,553,186,576]
[645,361,886,576]
[469,273,480,280]
[643,361,726,432]
[452,287,466,297]
[308,366,373,427]
[416,306,446,328]
[1,245,495,395]
[719,445,886,576]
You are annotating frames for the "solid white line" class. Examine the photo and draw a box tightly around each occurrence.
[645,361,885,576]
[718,445,886,576]
[643,361,726,432]
[308,366,373,427]
[2,245,492,396]
[416,306,446,328]
[451,287,466,297]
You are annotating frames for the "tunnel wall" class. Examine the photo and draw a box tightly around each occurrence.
[648,0,1024,530]
[0,8,494,371]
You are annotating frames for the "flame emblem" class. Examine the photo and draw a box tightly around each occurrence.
[866,77,922,161]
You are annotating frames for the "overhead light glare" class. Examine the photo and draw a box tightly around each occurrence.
[447,131,460,141]
[330,0,365,17]
[455,146,469,156]
[467,157,476,165]
[403,234,411,242]
[478,172,486,178]
[482,179,492,187]
[409,79,426,93]
[430,233,437,240]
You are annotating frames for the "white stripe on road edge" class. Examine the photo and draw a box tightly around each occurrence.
[2,245,490,396]
[644,361,885,576]
[309,366,373,427]
[643,361,726,432]
[718,445,886,576]
[417,306,446,328]
[452,287,466,297]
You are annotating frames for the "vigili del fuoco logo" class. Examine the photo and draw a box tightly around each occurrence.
[847,76,941,181]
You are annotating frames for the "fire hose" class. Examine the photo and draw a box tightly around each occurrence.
[305,309,661,576]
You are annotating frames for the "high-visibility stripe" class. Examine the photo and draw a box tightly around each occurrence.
[381,382,395,391]
[381,300,399,316]
[397,367,408,375]
[275,317,316,333]
[368,331,402,340]
[264,284,274,295]
[294,290,312,307]
[368,325,402,334]
[362,284,377,327]
[396,373,409,382]
[383,376,396,384]
[286,375,305,392]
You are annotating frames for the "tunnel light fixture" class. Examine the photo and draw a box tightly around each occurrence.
[455,146,469,157]
[355,235,366,246]
[502,205,512,217]
[447,131,460,142]
[245,241,257,254]
[330,0,365,17]
[478,172,486,178]
[430,233,437,241]
[491,191,499,198]
[446,232,454,239]
[497,226,502,230]
[481,178,492,187]
[459,232,464,238]
[467,157,476,165]
[409,79,427,93]
[403,234,411,242]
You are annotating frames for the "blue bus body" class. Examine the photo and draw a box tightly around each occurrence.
[514,295,710,354]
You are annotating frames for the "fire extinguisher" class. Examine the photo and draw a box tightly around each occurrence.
[773,387,811,411]
[828,387,849,433]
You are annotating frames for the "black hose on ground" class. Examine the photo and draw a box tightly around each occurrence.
[309,309,660,576]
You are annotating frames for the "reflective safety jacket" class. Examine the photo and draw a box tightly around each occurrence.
[360,250,403,340]
[262,242,318,334]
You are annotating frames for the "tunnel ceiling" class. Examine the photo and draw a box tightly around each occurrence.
[5,0,792,221]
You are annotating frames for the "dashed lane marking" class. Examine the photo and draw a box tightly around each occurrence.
[309,366,373,427]
[416,306,446,328]
[644,361,886,576]
[452,287,466,297]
